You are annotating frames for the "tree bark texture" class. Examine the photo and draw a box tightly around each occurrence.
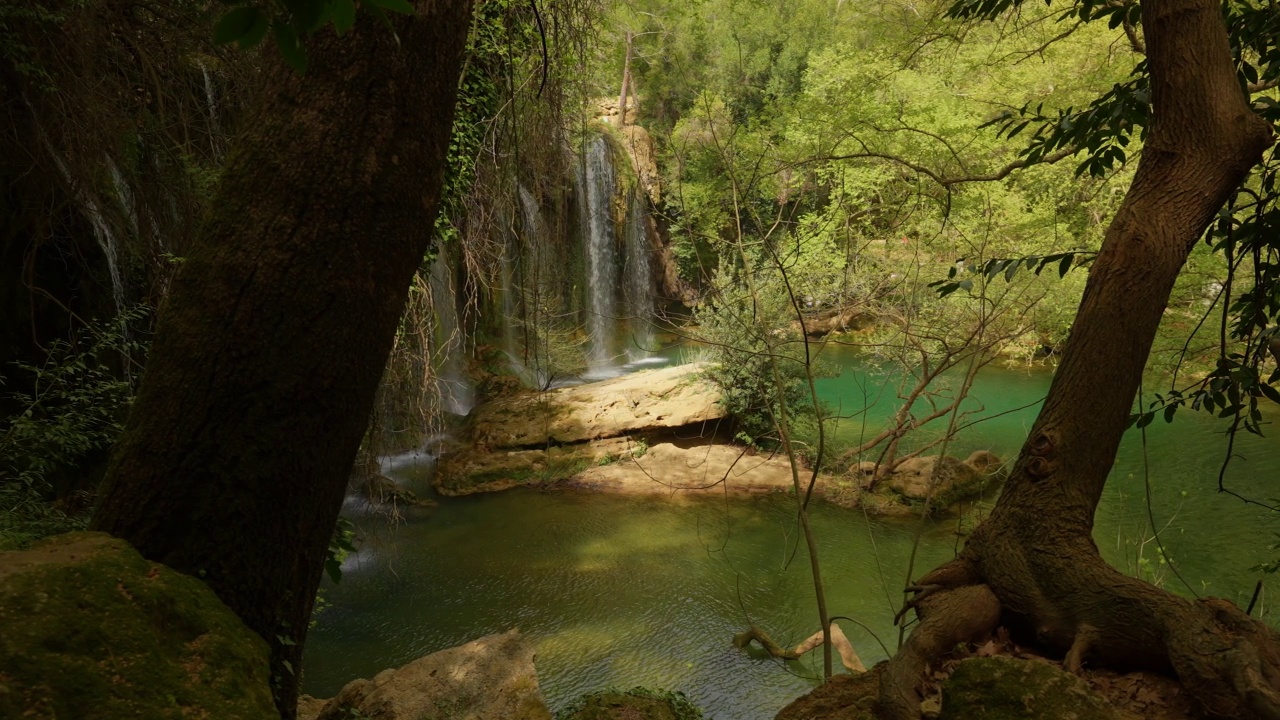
[880,0,1276,718]
[90,3,474,717]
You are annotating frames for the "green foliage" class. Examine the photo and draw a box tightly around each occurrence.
[323,516,358,584]
[697,273,830,447]
[638,0,1129,367]
[212,0,413,72]
[981,71,1150,178]
[556,686,704,720]
[929,252,1096,298]
[930,0,1280,430]
[0,307,146,550]
[0,1,80,86]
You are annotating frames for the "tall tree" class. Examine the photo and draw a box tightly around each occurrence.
[877,0,1279,717]
[89,2,475,716]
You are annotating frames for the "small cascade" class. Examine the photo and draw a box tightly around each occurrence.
[622,190,656,361]
[508,184,543,382]
[199,63,222,138]
[429,253,475,416]
[43,139,125,316]
[498,235,518,358]
[581,136,619,369]
[106,156,138,240]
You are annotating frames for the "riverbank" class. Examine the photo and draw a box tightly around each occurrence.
[432,363,1005,516]
[306,357,1280,719]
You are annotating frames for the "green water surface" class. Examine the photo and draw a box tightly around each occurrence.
[302,352,1279,719]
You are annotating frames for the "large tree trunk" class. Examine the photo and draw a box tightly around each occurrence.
[90,3,474,717]
[879,0,1276,718]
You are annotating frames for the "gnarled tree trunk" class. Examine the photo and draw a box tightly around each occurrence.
[90,3,474,717]
[879,0,1277,718]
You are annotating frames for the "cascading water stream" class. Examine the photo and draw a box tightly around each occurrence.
[622,190,656,361]
[106,156,138,241]
[42,139,126,317]
[499,233,518,359]
[510,185,551,387]
[429,253,475,416]
[581,137,618,370]
[199,63,222,140]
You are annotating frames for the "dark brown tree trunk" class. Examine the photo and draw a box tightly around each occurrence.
[880,0,1277,718]
[89,3,474,717]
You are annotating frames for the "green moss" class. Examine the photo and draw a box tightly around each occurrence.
[940,657,1122,720]
[557,687,704,720]
[0,532,275,719]
[775,669,883,720]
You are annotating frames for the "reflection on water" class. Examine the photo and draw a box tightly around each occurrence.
[303,353,1280,719]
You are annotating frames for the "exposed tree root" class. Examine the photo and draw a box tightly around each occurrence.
[878,582,1000,720]
[735,622,867,672]
[878,534,1280,720]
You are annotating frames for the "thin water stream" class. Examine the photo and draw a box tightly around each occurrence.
[303,349,1280,719]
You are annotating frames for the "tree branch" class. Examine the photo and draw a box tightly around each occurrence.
[818,146,1076,188]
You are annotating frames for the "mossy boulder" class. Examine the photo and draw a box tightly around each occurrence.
[940,657,1128,720]
[0,531,275,719]
[559,687,704,720]
[774,667,882,720]
[852,451,1005,517]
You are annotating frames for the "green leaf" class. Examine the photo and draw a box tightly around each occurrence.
[284,0,325,31]
[324,556,342,584]
[331,0,356,34]
[1004,261,1019,282]
[213,6,262,45]
[1261,383,1280,404]
[274,22,308,73]
[239,10,270,48]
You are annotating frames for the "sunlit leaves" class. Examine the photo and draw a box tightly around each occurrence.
[981,69,1150,178]
[929,252,1095,298]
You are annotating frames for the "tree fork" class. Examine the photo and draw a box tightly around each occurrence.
[878,0,1275,716]
[90,2,474,717]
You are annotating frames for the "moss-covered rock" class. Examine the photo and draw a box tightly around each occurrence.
[940,657,1128,720]
[847,451,1005,517]
[0,531,275,720]
[774,667,882,720]
[559,687,704,720]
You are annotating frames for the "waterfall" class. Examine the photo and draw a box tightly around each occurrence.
[429,253,475,416]
[42,138,125,316]
[199,63,222,137]
[500,188,539,360]
[581,137,618,369]
[510,185,540,366]
[623,190,656,361]
[106,156,138,240]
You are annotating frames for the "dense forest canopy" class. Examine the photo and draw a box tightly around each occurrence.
[1,0,1279,718]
